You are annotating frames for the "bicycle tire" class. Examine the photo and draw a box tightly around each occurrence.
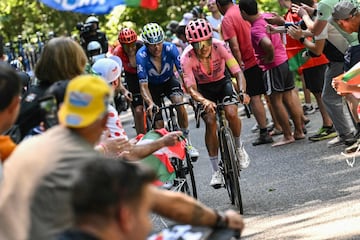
[185,149,198,198]
[219,130,233,203]
[220,127,243,214]
[171,157,197,199]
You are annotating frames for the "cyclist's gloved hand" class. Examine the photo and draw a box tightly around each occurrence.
[123,90,133,101]
[202,99,216,114]
[147,103,159,119]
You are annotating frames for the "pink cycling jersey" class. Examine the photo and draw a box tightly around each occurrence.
[181,38,241,87]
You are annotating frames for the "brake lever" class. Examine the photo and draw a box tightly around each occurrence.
[238,93,251,118]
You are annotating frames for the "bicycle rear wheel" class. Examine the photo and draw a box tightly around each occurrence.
[220,127,243,214]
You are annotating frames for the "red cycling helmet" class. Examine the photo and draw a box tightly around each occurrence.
[185,19,212,43]
[118,28,137,44]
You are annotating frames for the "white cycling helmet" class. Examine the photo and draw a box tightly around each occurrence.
[85,16,99,24]
[87,41,102,53]
[92,58,122,84]
[141,23,165,44]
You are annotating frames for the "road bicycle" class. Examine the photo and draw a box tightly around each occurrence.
[216,99,243,214]
[149,100,198,199]
[194,97,243,214]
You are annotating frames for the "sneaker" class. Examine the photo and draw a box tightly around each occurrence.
[327,137,343,147]
[252,132,274,146]
[251,123,260,133]
[303,104,316,115]
[210,170,224,189]
[327,133,356,148]
[308,126,337,142]
[345,139,360,153]
[187,144,199,161]
[236,145,250,169]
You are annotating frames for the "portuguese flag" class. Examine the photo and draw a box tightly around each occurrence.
[39,0,158,14]
[287,48,307,72]
[334,61,360,98]
[136,129,186,186]
[126,0,158,10]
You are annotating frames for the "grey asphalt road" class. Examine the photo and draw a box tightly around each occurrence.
[121,102,360,239]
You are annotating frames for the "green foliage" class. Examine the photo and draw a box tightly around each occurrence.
[0,0,287,45]
[258,0,287,16]
[0,0,85,43]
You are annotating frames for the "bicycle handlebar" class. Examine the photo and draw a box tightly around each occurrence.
[157,101,191,111]
[149,101,191,130]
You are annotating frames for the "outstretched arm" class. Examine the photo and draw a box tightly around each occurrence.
[123,131,183,160]
[151,186,245,235]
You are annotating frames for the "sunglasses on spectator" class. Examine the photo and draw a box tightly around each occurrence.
[192,39,212,50]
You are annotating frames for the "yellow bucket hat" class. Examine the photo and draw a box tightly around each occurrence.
[58,75,112,128]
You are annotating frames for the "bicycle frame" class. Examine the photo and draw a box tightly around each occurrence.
[149,100,198,199]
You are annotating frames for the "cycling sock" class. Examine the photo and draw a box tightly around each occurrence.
[209,156,219,172]
[234,137,242,148]
[181,128,191,144]
[181,128,189,137]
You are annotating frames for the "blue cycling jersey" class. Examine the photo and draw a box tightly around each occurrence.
[136,42,182,85]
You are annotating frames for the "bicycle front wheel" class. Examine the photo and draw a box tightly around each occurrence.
[172,156,197,199]
[220,127,243,214]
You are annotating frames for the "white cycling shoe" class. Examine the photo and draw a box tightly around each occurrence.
[187,144,199,161]
[210,170,224,189]
[236,145,250,170]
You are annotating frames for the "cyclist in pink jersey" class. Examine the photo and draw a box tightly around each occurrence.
[181,19,251,188]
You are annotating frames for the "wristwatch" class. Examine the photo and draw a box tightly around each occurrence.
[299,37,305,43]
[214,210,229,228]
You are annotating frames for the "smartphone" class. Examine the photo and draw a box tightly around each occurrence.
[38,95,59,129]
[284,22,296,29]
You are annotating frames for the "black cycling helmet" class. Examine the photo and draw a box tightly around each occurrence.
[166,20,179,34]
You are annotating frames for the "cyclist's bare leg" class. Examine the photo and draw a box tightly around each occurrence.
[202,112,219,157]
[268,92,295,146]
[134,105,145,134]
[155,120,165,129]
[283,90,305,139]
[170,95,188,129]
[224,104,241,138]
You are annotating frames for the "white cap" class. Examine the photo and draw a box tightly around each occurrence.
[179,12,194,26]
[92,58,122,83]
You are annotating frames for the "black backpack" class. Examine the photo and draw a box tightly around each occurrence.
[8,82,50,143]
[323,40,345,63]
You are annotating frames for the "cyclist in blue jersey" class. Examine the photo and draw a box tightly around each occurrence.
[137,23,199,159]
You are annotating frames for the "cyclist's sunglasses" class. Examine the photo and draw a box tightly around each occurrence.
[121,42,136,49]
[192,39,212,50]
